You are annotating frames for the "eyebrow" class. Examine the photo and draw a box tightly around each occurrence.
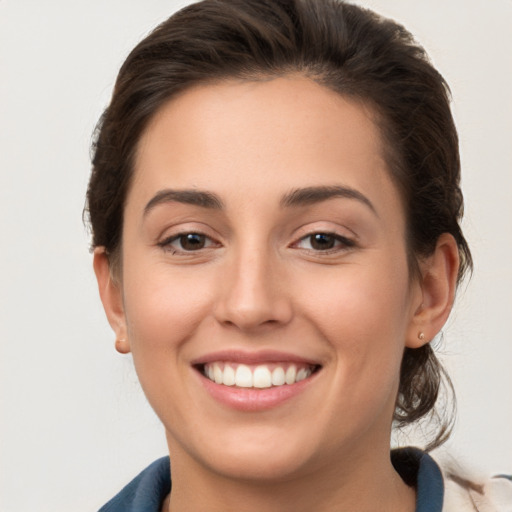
[144,189,224,215]
[143,185,377,217]
[280,185,378,216]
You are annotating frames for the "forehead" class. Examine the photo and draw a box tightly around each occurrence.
[131,76,400,215]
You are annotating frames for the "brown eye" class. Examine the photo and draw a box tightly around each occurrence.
[159,232,217,253]
[179,233,206,250]
[309,233,336,250]
[294,232,355,252]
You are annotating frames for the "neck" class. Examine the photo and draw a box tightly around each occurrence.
[164,443,416,512]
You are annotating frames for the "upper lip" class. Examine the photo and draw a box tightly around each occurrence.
[190,349,322,366]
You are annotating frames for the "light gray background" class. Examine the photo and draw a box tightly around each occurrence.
[1,1,511,510]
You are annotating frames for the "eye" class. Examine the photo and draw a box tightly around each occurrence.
[295,232,354,252]
[159,232,217,253]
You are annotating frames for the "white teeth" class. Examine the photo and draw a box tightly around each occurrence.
[253,366,272,388]
[213,364,223,384]
[235,364,253,388]
[296,368,308,382]
[285,365,297,385]
[204,362,315,388]
[223,365,236,386]
[271,367,286,386]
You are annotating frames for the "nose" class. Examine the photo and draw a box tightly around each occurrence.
[213,247,293,332]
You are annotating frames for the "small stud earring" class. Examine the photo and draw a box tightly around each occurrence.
[418,332,425,341]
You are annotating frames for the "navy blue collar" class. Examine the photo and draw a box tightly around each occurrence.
[98,457,171,512]
[392,447,444,512]
[99,448,444,511]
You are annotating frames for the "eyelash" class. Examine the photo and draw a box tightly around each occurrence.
[157,231,355,255]
[157,232,219,254]
[293,232,356,253]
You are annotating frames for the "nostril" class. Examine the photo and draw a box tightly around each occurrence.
[213,268,293,330]
[215,304,293,332]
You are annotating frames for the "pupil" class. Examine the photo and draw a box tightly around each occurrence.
[181,233,205,250]
[311,233,335,250]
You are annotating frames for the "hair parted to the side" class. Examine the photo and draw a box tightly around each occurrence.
[85,0,472,450]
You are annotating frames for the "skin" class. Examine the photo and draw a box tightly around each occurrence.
[94,76,459,512]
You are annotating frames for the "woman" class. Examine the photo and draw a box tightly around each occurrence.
[86,0,511,510]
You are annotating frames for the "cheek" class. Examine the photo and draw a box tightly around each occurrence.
[122,262,216,355]
[301,257,410,337]
[119,263,219,416]
[297,258,411,385]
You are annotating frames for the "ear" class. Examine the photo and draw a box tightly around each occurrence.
[406,233,460,348]
[93,248,130,354]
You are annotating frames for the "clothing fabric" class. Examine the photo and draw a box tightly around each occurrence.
[98,447,511,511]
[439,457,512,512]
[98,456,171,512]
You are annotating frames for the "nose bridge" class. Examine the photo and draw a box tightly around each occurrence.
[215,238,291,330]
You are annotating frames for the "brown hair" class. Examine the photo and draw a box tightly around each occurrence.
[85,0,472,449]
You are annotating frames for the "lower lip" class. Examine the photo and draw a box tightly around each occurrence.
[196,370,318,412]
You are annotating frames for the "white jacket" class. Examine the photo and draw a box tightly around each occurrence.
[437,455,512,511]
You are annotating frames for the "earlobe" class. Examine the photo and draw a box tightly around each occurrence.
[406,233,460,349]
[93,248,131,354]
[114,338,130,355]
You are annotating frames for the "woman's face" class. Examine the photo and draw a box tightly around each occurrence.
[103,77,425,481]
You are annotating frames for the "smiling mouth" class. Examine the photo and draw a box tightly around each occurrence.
[199,362,320,389]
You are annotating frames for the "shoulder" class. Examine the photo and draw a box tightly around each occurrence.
[392,447,512,511]
[432,452,512,512]
[98,456,171,512]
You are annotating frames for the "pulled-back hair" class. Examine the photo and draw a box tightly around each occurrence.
[85,0,472,449]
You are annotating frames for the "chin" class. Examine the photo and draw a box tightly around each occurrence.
[171,423,321,483]
[207,447,314,483]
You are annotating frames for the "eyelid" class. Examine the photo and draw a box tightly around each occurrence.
[287,219,360,257]
[155,220,221,244]
[157,229,222,254]
[293,232,356,250]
